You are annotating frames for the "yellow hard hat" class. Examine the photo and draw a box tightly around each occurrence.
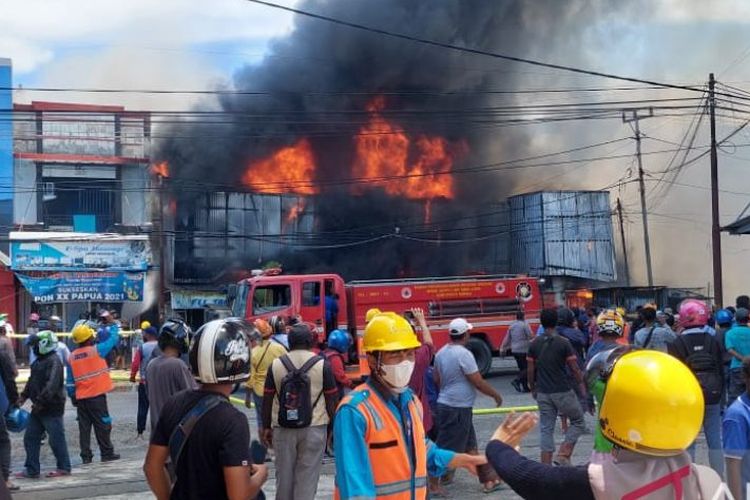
[140,320,151,330]
[615,306,626,317]
[596,309,624,337]
[599,350,703,456]
[365,308,382,324]
[72,324,95,344]
[363,312,420,353]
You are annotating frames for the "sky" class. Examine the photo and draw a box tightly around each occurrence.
[3,0,750,300]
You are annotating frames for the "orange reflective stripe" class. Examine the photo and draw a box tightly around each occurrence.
[70,346,113,399]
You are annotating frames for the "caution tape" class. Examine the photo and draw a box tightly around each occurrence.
[9,331,137,339]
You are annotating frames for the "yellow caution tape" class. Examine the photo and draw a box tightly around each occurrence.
[10,331,137,339]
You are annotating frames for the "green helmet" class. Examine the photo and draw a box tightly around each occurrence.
[35,330,58,356]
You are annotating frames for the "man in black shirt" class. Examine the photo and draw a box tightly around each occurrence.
[144,319,267,500]
[527,308,587,466]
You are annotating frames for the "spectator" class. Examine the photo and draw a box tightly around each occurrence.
[0,324,16,378]
[323,329,354,398]
[144,319,268,500]
[433,317,503,494]
[26,314,39,338]
[407,308,435,436]
[129,326,159,438]
[725,308,750,400]
[261,324,339,500]
[633,305,676,352]
[715,308,735,410]
[668,299,724,476]
[67,323,120,464]
[268,315,289,351]
[96,311,119,368]
[146,319,196,434]
[324,283,339,334]
[0,351,17,491]
[527,308,587,466]
[723,356,750,500]
[245,318,286,457]
[16,331,71,479]
[737,295,750,311]
[500,311,533,393]
[48,316,62,334]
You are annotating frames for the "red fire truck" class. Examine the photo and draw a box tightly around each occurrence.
[230,272,543,376]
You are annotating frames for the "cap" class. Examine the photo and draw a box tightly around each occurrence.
[50,315,61,322]
[737,308,749,322]
[99,310,111,318]
[448,318,473,336]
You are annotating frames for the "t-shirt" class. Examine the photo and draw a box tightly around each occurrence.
[146,355,198,432]
[723,393,750,499]
[434,343,478,408]
[725,325,750,370]
[408,343,435,432]
[633,324,676,353]
[151,389,252,500]
[527,333,577,394]
[247,339,287,397]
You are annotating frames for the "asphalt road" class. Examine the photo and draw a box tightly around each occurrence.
[7,358,718,499]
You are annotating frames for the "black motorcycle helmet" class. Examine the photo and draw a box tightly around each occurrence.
[189,318,252,384]
[158,318,191,354]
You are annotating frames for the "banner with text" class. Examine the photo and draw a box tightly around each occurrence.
[17,271,145,304]
[11,239,151,271]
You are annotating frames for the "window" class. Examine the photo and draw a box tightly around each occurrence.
[302,282,321,307]
[252,285,291,315]
[232,284,249,318]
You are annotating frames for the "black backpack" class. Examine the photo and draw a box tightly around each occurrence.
[277,355,323,428]
[674,333,723,405]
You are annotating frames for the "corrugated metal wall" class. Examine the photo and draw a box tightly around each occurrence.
[509,191,615,281]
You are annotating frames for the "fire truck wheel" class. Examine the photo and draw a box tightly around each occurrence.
[466,337,492,376]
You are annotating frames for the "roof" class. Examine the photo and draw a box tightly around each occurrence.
[723,215,750,235]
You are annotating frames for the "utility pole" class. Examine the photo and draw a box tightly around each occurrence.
[616,198,631,286]
[157,174,167,320]
[623,108,654,287]
[709,73,723,306]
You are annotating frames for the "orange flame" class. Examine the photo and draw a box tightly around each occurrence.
[286,200,306,225]
[353,96,461,200]
[151,161,170,178]
[243,139,318,195]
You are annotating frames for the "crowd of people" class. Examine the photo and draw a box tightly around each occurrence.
[0,295,748,499]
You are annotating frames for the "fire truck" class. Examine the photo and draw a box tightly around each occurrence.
[230,272,543,376]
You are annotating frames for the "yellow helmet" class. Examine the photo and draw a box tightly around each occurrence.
[72,324,95,344]
[599,350,703,456]
[363,312,421,353]
[615,306,626,317]
[596,309,624,337]
[140,320,151,330]
[365,308,382,324]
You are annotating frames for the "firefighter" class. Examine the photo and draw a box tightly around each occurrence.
[333,311,486,499]
[67,324,120,464]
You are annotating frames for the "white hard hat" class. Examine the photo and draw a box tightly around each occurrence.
[448,318,473,336]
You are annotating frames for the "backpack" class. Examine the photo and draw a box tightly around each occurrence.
[277,355,323,429]
[674,333,723,405]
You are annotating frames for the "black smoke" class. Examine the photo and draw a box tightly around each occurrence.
[157,0,643,281]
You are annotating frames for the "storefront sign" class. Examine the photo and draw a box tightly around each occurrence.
[171,290,227,310]
[11,239,151,271]
[16,272,145,304]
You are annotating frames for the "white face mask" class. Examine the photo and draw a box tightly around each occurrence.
[380,359,415,393]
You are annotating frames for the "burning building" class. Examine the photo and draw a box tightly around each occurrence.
[156,0,621,286]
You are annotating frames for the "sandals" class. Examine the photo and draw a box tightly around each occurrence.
[45,470,71,478]
[5,481,19,491]
[13,471,40,479]
[482,480,504,494]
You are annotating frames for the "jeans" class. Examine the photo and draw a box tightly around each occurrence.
[688,403,724,477]
[537,390,585,452]
[137,383,149,435]
[23,413,71,476]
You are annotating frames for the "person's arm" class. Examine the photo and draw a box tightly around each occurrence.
[723,413,749,500]
[466,372,502,406]
[499,330,511,353]
[433,365,441,390]
[486,440,593,499]
[178,362,198,391]
[526,357,536,397]
[321,359,340,420]
[130,348,142,383]
[96,324,120,358]
[566,356,587,397]
[0,352,17,404]
[261,368,276,447]
[411,308,433,347]
[223,465,267,500]
[726,457,743,500]
[65,360,76,400]
[143,444,171,500]
[333,404,377,499]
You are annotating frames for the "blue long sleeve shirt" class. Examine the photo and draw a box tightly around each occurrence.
[66,325,119,398]
[333,381,455,499]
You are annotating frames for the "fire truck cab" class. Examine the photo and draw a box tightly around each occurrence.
[232,271,542,377]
